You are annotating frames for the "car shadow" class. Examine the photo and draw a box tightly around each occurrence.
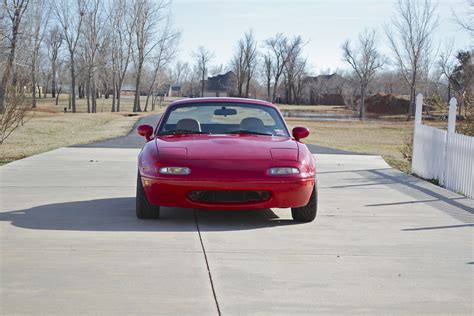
[0,197,299,232]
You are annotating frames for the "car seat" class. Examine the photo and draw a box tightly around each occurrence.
[240,117,265,131]
[176,118,201,132]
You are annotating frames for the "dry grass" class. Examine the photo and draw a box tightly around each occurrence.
[0,95,173,164]
[285,118,446,173]
[34,94,176,113]
[277,104,352,114]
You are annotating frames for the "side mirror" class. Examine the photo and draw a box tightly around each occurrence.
[137,124,153,141]
[292,126,309,141]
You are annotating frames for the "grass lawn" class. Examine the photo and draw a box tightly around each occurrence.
[277,104,353,114]
[285,118,446,173]
[0,95,171,164]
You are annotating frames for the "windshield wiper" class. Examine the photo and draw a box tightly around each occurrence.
[159,129,210,135]
[227,130,273,136]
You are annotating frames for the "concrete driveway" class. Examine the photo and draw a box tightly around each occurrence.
[1,116,473,315]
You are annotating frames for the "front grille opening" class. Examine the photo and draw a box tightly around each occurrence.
[188,190,270,203]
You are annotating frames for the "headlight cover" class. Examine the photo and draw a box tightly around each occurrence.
[159,167,191,175]
[268,167,299,175]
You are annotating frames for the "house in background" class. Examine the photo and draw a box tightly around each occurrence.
[168,84,182,97]
[120,84,136,97]
[301,73,347,105]
[202,71,237,97]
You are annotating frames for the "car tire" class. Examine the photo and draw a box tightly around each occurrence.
[136,172,160,219]
[291,183,317,222]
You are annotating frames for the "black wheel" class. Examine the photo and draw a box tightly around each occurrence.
[291,183,317,222]
[136,172,160,219]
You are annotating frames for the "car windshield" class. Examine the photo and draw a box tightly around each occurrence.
[157,102,290,137]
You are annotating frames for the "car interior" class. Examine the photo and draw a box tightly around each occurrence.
[162,117,280,135]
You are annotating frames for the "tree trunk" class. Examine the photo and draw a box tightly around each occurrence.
[52,62,57,98]
[86,77,91,113]
[70,52,77,113]
[31,57,37,108]
[272,81,279,103]
[447,81,451,102]
[0,9,22,113]
[201,74,205,97]
[144,93,151,112]
[117,82,122,112]
[43,79,48,98]
[92,79,97,113]
[245,76,250,98]
[133,71,142,112]
[406,86,415,121]
[359,85,365,119]
[266,80,271,102]
[407,71,417,120]
[152,94,157,111]
[55,87,61,105]
[111,75,116,112]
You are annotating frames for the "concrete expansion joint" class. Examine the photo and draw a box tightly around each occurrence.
[194,210,222,316]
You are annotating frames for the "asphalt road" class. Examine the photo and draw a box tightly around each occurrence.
[1,115,473,315]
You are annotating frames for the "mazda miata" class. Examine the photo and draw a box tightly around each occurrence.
[136,97,317,222]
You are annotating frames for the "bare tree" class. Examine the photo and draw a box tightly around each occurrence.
[243,31,258,98]
[172,61,189,84]
[438,40,457,102]
[45,25,62,98]
[132,0,169,112]
[451,51,473,116]
[193,46,214,97]
[263,53,272,101]
[452,0,473,34]
[343,29,384,118]
[54,0,86,113]
[0,84,30,144]
[291,58,307,104]
[144,19,180,111]
[283,36,306,104]
[231,39,245,97]
[0,0,30,113]
[108,0,134,112]
[82,0,106,113]
[385,0,439,119]
[28,0,50,108]
[264,33,289,103]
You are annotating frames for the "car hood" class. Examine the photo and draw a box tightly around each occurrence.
[155,134,298,161]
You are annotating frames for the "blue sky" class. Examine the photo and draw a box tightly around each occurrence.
[170,0,471,74]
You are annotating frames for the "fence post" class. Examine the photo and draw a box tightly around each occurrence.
[415,94,423,125]
[443,98,457,187]
[411,94,423,173]
[447,98,457,134]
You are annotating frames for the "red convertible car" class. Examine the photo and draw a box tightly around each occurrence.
[136,97,317,222]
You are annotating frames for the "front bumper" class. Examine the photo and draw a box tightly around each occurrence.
[141,176,315,210]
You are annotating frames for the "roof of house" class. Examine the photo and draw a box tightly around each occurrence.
[205,71,237,92]
[303,73,347,91]
[121,84,136,91]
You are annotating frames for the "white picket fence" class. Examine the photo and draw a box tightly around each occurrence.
[412,94,474,199]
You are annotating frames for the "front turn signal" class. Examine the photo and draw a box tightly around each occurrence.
[159,167,191,175]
